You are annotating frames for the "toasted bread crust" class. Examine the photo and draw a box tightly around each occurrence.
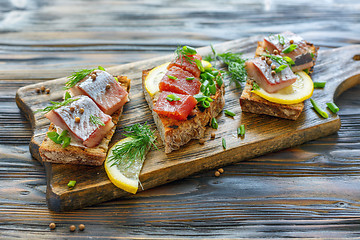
[142,69,225,153]
[39,76,131,166]
[240,79,304,120]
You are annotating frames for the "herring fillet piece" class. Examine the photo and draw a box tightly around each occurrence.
[70,70,128,115]
[45,95,114,148]
[245,58,297,93]
[264,31,314,72]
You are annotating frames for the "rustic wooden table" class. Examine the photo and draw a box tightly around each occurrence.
[1,0,360,238]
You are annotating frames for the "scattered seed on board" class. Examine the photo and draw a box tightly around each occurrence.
[69,225,76,232]
[49,223,56,230]
[35,88,41,93]
[215,171,220,177]
[199,139,205,145]
[211,133,216,139]
[40,86,46,92]
[45,88,50,94]
[218,168,224,174]
[79,108,84,114]
[78,224,85,231]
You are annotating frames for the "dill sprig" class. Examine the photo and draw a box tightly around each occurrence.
[64,66,106,90]
[175,46,204,71]
[206,45,247,87]
[34,98,79,114]
[107,123,157,168]
[89,115,105,128]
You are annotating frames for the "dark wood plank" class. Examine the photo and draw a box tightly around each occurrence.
[1,0,360,238]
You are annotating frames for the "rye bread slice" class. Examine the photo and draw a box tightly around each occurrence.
[142,69,225,153]
[39,76,131,166]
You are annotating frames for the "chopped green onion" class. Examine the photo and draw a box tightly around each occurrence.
[278,34,285,45]
[209,83,216,95]
[275,64,288,73]
[303,69,309,74]
[65,91,71,100]
[166,94,181,102]
[222,138,226,149]
[168,75,178,80]
[98,66,106,71]
[282,44,298,53]
[183,46,197,55]
[326,102,339,113]
[216,75,223,87]
[283,56,295,65]
[237,124,245,136]
[224,109,235,117]
[186,77,195,81]
[211,117,218,129]
[47,131,62,144]
[310,98,328,118]
[114,76,119,82]
[201,100,210,108]
[314,82,326,88]
[212,70,219,76]
[311,52,315,58]
[194,59,205,72]
[252,82,260,90]
[67,180,76,189]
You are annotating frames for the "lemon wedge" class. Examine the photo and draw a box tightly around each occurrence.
[144,60,212,96]
[251,71,314,105]
[105,137,146,194]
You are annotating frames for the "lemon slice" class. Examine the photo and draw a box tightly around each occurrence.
[105,137,146,194]
[251,71,314,105]
[144,60,212,96]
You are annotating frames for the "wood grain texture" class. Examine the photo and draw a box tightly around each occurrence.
[16,40,360,211]
[1,0,360,238]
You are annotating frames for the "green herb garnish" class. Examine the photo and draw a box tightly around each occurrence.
[47,130,71,148]
[35,98,79,114]
[168,75,178,80]
[108,123,157,168]
[175,45,204,71]
[67,180,76,189]
[326,102,339,113]
[222,138,226,149]
[64,66,105,90]
[194,93,213,109]
[282,44,298,53]
[166,94,181,102]
[186,77,195,81]
[237,124,245,137]
[206,45,247,87]
[275,64,288,73]
[211,117,218,129]
[224,109,235,117]
[252,82,260,91]
[89,115,105,128]
[310,98,328,119]
[278,34,285,45]
[314,82,326,88]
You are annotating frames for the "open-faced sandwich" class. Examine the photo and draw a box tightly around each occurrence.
[38,67,130,166]
[142,46,225,153]
[240,31,318,120]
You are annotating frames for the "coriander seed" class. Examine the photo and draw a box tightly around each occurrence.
[261,56,265,60]
[49,222,56,230]
[267,59,272,65]
[215,171,220,177]
[40,86,46,92]
[290,39,294,44]
[69,225,76,232]
[271,70,276,76]
[106,84,111,90]
[75,117,80,123]
[271,64,276,70]
[199,139,205,145]
[273,49,279,55]
[45,88,50,94]
[78,224,85,231]
[79,108,84,114]
[211,133,215,139]
[218,168,224,174]
[70,107,75,112]
[35,88,41,93]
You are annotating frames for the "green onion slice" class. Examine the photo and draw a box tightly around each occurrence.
[314,82,326,88]
[224,110,235,117]
[211,117,218,129]
[326,102,339,113]
[282,44,298,53]
[166,94,181,102]
[310,98,329,118]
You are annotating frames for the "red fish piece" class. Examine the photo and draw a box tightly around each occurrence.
[45,95,114,148]
[153,91,197,120]
[159,66,201,95]
[70,70,128,115]
[245,58,297,93]
[168,54,202,78]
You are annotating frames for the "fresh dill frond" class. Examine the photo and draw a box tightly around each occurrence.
[206,45,247,87]
[34,98,79,114]
[64,66,106,90]
[175,45,204,71]
[107,123,157,168]
[89,115,105,128]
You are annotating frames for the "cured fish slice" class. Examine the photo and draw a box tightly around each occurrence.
[245,58,297,93]
[264,31,315,72]
[168,54,202,78]
[70,70,128,115]
[45,95,114,148]
[159,66,201,95]
[153,91,197,121]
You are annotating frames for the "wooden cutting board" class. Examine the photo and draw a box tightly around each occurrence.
[16,36,360,211]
